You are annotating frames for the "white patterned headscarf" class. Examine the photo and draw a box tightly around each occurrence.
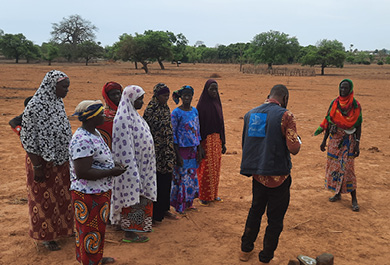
[20,70,72,165]
[110,85,157,225]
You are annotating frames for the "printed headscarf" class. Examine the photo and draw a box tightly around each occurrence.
[314,79,362,135]
[110,85,157,225]
[196,79,225,144]
[73,100,104,121]
[20,70,72,165]
[143,83,175,173]
[172,85,194,104]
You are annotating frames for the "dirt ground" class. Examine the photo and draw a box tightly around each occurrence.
[0,62,389,265]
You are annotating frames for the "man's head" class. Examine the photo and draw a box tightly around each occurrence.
[269,84,289,108]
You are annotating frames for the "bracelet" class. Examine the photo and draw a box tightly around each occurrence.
[33,164,43,169]
[355,139,360,142]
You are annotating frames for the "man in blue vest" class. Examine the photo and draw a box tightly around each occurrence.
[239,84,301,264]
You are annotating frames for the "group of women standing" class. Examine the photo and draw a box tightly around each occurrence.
[18,70,226,264]
[16,69,362,264]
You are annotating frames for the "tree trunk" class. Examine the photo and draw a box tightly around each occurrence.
[134,61,138,69]
[48,60,52,66]
[321,64,325,75]
[85,59,89,66]
[140,61,149,73]
[267,62,272,69]
[15,55,19,63]
[158,59,165,70]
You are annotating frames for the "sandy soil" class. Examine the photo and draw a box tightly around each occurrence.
[0,62,389,265]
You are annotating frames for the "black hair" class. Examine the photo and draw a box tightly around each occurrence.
[24,96,33,107]
[269,84,289,98]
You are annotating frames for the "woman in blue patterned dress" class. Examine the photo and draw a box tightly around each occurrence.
[170,86,204,214]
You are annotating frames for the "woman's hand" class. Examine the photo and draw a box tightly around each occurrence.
[222,143,227,154]
[176,155,183,167]
[33,167,46,183]
[196,145,205,164]
[353,142,360,157]
[320,140,327,152]
[111,163,127,176]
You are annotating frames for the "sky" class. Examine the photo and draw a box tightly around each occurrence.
[1,0,389,51]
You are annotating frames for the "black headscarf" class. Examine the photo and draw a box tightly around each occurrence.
[196,79,225,144]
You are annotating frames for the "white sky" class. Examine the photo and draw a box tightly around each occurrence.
[1,0,389,51]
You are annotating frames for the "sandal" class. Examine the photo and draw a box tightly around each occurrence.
[42,241,61,251]
[352,202,360,212]
[122,235,149,243]
[187,205,199,212]
[164,211,180,220]
[214,197,224,202]
[102,257,116,264]
[198,200,210,206]
[329,194,341,202]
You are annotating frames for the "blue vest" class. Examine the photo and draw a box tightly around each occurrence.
[240,102,292,176]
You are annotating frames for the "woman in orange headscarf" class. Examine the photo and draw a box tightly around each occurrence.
[315,79,362,212]
[96,81,123,150]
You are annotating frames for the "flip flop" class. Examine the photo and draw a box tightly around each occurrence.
[198,200,210,207]
[329,194,341,202]
[102,257,116,264]
[214,197,224,202]
[352,202,360,212]
[122,235,149,243]
[164,211,180,220]
[187,205,199,212]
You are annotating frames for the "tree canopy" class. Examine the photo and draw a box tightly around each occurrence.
[0,33,38,63]
[250,30,300,69]
[300,39,346,75]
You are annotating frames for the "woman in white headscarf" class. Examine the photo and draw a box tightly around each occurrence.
[110,85,157,243]
[20,70,73,251]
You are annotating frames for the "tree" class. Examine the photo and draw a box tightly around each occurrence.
[301,39,346,75]
[78,41,103,65]
[41,42,59,65]
[0,33,31,63]
[250,30,300,69]
[170,33,188,66]
[51,14,98,60]
[23,41,41,63]
[143,30,173,69]
[115,33,138,68]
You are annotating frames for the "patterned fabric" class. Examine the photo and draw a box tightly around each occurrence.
[170,147,199,213]
[196,79,225,144]
[97,82,123,150]
[172,85,194,104]
[171,107,201,147]
[110,85,157,225]
[314,79,362,136]
[197,133,222,201]
[69,127,115,194]
[143,83,175,174]
[21,70,72,165]
[253,105,300,188]
[25,155,73,240]
[325,129,357,193]
[72,190,111,265]
[120,196,153,232]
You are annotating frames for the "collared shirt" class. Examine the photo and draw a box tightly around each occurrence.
[253,99,300,188]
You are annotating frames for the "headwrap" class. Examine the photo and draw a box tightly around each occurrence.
[143,83,175,173]
[172,85,194,104]
[102,81,123,116]
[95,82,122,149]
[314,79,362,136]
[73,100,104,121]
[196,79,226,144]
[20,70,72,165]
[110,85,157,225]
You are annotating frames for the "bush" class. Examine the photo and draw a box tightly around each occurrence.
[377,61,384,65]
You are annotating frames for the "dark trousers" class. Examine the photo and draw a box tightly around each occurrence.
[153,171,173,221]
[241,176,291,263]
